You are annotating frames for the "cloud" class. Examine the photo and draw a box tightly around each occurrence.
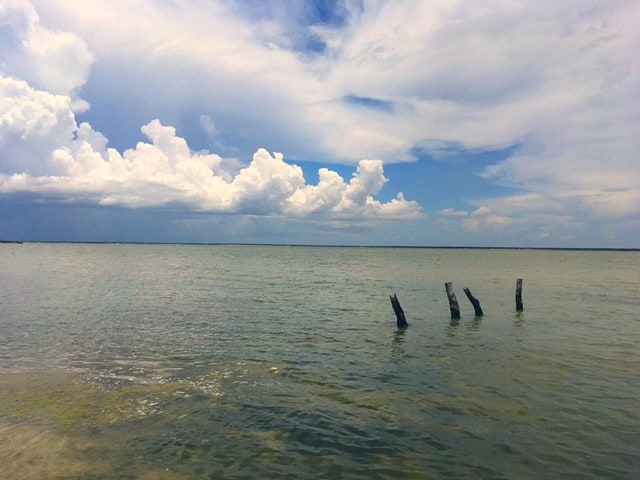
[26,1,639,156]
[471,207,491,217]
[0,75,76,175]
[286,159,421,219]
[26,1,639,170]
[438,205,516,237]
[0,75,421,221]
[461,207,512,231]
[439,208,468,217]
[580,188,640,219]
[437,193,596,242]
[0,0,94,100]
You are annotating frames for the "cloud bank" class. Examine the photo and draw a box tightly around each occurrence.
[0,75,421,221]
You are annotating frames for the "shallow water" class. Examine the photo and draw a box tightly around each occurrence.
[1,244,639,479]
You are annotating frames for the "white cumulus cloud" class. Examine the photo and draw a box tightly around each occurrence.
[0,75,421,221]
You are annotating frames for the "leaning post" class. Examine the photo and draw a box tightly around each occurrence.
[515,278,523,312]
[389,293,408,328]
[463,287,483,317]
[444,282,461,320]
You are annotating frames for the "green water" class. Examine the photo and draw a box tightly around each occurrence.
[0,244,638,479]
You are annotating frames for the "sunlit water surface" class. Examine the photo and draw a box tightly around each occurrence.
[1,244,638,479]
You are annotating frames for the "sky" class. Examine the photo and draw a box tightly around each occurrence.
[1,0,638,247]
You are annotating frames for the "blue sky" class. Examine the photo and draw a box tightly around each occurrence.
[1,0,638,247]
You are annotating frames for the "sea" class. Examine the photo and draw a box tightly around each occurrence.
[0,243,638,479]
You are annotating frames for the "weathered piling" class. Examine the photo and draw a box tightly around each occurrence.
[389,293,408,328]
[463,287,483,317]
[444,282,461,320]
[515,278,523,312]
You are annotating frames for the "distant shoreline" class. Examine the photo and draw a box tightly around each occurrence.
[5,241,638,252]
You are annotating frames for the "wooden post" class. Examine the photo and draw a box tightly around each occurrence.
[444,282,461,320]
[389,293,408,328]
[463,287,483,317]
[515,278,523,312]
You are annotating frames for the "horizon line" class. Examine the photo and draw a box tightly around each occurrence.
[4,240,638,252]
